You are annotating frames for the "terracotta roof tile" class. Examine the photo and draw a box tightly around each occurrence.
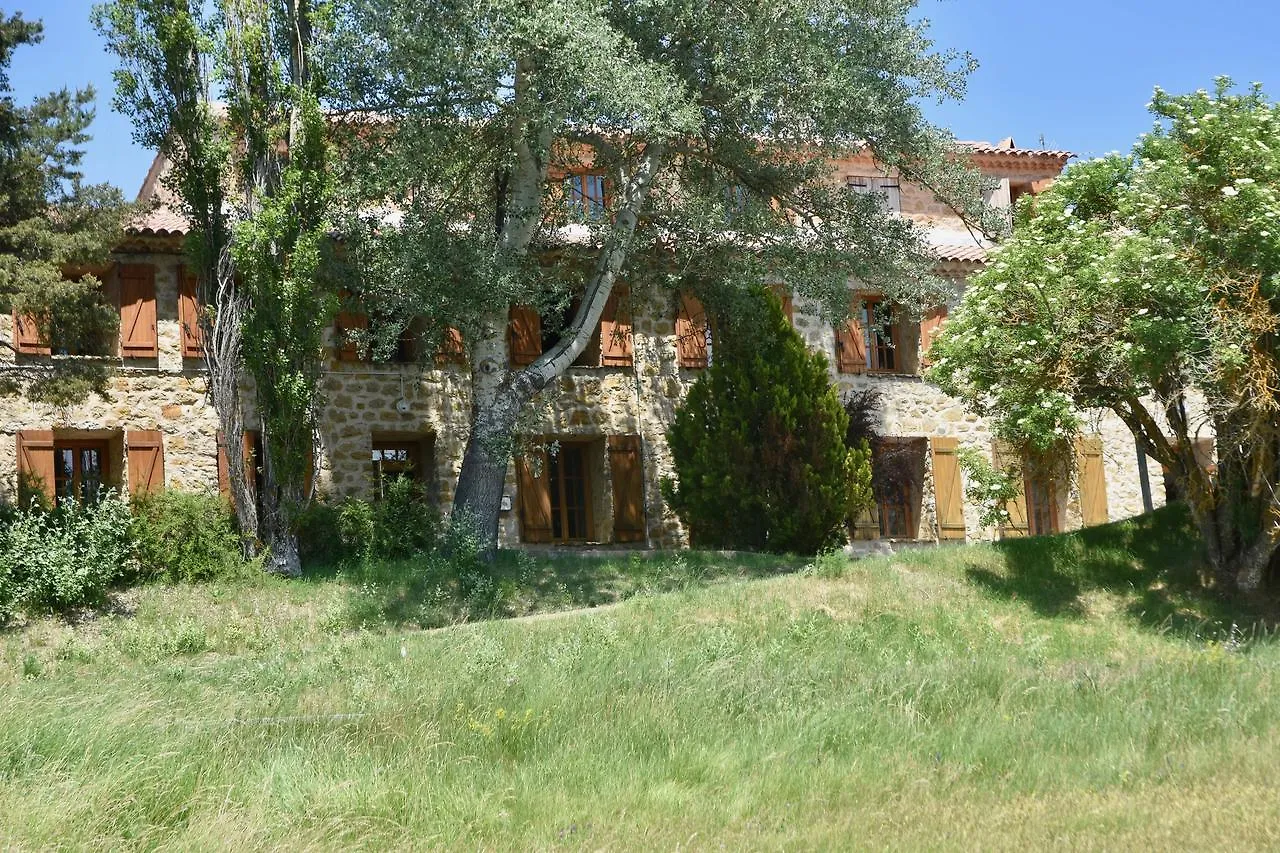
[932,242,988,264]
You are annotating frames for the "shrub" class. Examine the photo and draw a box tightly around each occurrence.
[131,490,250,583]
[663,289,874,554]
[0,492,136,613]
[297,476,440,568]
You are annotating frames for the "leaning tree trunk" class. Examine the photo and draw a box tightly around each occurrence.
[1187,436,1280,595]
[451,144,666,555]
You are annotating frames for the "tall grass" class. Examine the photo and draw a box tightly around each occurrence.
[3,505,1280,849]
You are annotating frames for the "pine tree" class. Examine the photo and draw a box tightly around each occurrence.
[663,290,873,554]
[0,11,135,404]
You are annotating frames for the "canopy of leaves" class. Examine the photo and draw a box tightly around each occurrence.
[663,291,872,554]
[0,12,135,404]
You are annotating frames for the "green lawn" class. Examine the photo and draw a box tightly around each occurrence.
[4,506,1280,849]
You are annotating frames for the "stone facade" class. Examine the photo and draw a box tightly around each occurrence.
[0,140,1170,551]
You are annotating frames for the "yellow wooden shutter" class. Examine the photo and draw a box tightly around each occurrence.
[608,435,645,542]
[1076,436,1109,527]
[516,449,553,543]
[930,436,967,541]
[16,430,55,506]
[127,429,165,495]
[993,440,1030,539]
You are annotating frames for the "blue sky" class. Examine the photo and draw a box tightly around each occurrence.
[9,0,1280,194]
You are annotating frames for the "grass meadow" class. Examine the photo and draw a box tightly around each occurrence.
[4,504,1280,849]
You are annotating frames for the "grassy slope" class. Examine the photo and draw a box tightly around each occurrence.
[3,506,1280,850]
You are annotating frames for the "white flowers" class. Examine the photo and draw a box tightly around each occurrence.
[1236,177,1256,185]
[994,283,1007,292]
[1222,186,1239,197]
[1136,308,1149,316]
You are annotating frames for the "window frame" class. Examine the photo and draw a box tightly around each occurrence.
[566,170,609,220]
[53,439,110,506]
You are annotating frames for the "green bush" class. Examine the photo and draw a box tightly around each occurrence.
[130,490,250,583]
[0,492,136,614]
[298,476,440,567]
[663,289,873,554]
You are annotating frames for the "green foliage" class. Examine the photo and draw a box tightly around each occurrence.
[0,494,135,616]
[129,491,252,583]
[955,446,1020,530]
[298,478,440,567]
[0,12,136,404]
[664,290,871,554]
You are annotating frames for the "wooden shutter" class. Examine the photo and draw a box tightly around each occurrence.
[13,310,50,356]
[127,429,165,495]
[119,263,158,358]
[334,291,368,361]
[599,286,634,367]
[608,435,646,542]
[516,449,553,543]
[216,430,230,498]
[768,284,793,323]
[216,430,258,500]
[993,440,1029,539]
[434,327,465,366]
[919,305,948,368]
[1076,435,1109,527]
[930,436,966,541]
[851,505,880,540]
[835,296,867,374]
[508,305,543,367]
[178,265,203,358]
[16,430,55,505]
[675,293,709,368]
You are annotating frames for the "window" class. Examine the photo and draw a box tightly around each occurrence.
[549,442,592,542]
[371,440,422,498]
[1024,471,1059,536]
[567,171,608,220]
[873,438,925,540]
[847,175,901,213]
[861,297,897,372]
[54,440,109,506]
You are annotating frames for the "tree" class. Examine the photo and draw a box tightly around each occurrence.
[324,0,999,554]
[0,12,136,405]
[929,79,1280,594]
[662,290,871,554]
[96,0,333,575]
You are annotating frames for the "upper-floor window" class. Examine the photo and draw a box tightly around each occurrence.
[566,170,608,220]
[862,296,896,372]
[847,175,901,213]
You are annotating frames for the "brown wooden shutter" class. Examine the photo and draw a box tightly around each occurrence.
[919,304,948,368]
[127,429,165,495]
[13,310,50,355]
[675,293,709,368]
[835,296,867,374]
[993,440,1030,539]
[930,436,967,541]
[434,327,465,365]
[16,430,55,505]
[178,265,203,358]
[334,291,368,361]
[608,435,646,542]
[216,430,230,498]
[599,286,634,367]
[768,284,793,323]
[508,306,543,367]
[516,449,553,543]
[851,505,880,540]
[119,263,158,358]
[1076,436,1109,527]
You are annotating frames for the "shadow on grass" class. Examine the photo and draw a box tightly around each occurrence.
[307,549,807,631]
[963,503,1280,637]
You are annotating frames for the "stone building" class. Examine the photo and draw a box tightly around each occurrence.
[0,139,1165,550]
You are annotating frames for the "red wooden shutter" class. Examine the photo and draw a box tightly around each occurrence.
[675,293,709,368]
[516,449,553,543]
[178,265,203,358]
[768,284,793,323]
[334,291,368,361]
[835,296,867,374]
[930,436,966,541]
[508,305,543,367]
[16,430,55,505]
[119,263,158,358]
[608,435,646,542]
[919,304,948,368]
[1076,436,1109,527]
[434,327,465,365]
[127,429,165,495]
[13,310,50,356]
[599,286,634,367]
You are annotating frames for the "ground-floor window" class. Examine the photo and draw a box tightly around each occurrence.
[372,440,420,497]
[549,442,592,543]
[54,440,109,506]
[873,437,926,540]
[1024,472,1059,536]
